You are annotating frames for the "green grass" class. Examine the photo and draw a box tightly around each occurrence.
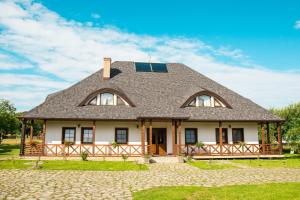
[0,160,148,171]
[231,157,300,168]
[133,183,300,200]
[0,144,20,158]
[187,160,237,170]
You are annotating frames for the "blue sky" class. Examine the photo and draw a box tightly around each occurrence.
[0,0,300,111]
[40,0,300,70]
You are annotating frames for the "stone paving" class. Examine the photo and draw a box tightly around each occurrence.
[1,163,300,200]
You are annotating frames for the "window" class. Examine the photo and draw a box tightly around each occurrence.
[86,93,129,106]
[188,95,226,108]
[115,128,128,144]
[100,93,114,105]
[81,128,93,144]
[198,95,211,107]
[62,127,76,144]
[185,128,197,144]
[215,128,228,144]
[232,128,244,143]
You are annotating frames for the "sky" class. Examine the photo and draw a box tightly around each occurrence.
[0,0,300,111]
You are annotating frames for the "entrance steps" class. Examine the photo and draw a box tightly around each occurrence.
[150,156,183,163]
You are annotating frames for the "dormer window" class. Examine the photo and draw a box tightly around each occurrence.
[86,92,129,106]
[186,94,227,108]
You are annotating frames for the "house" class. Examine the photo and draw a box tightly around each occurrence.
[20,58,283,157]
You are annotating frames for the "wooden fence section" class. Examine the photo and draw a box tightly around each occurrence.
[25,144,149,157]
[177,144,281,156]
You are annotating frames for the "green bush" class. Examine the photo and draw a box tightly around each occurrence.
[80,151,88,161]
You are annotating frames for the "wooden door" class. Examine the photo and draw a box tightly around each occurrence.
[151,128,167,156]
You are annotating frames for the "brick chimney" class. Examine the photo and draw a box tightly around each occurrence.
[103,57,111,80]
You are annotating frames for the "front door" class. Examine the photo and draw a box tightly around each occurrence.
[151,128,167,156]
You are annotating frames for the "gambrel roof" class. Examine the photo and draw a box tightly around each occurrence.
[23,61,282,122]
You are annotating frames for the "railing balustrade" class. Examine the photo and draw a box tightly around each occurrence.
[24,144,150,157]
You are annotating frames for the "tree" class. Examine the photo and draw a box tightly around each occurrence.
[0,99,21,143]
[270,102,300,150]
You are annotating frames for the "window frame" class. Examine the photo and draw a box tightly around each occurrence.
[62,127,76,144]
[215,128,228,144]
[115,128,129,144]
[232,128,244,144]
[185,128,198,145]
[87,93,129,106]
[81,127,94,144]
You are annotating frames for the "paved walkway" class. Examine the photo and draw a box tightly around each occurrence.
[1,163,300,200]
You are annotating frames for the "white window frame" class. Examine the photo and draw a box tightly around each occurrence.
[191,95,226,108]
[87,93,129,106]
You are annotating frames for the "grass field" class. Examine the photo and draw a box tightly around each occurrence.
[187,160,237,170]
[0,160,148,171]
[0,139,20,158]
[133,183,300,200]
[231,157,300,168]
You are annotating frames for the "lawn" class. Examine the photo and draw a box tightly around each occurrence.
[0,139,20,159]
[0,160,148,171]
[187,160,237,170]
[231,156,300,168]
[133,183,300,200]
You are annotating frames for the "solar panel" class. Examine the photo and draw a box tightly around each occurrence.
[135,62,168,73]
[151,63,168,72]
[135,62,151,72]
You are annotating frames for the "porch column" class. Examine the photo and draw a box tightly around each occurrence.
[149,120,153,156]
[19,119,26,156]
[141,120,145,156]
[42,120,47,156]
[178,120,182,155]
[277,122,282,154]
[219,121,223,155]
[261,123,265,154]
[92,120,96,155]
[266,122,270,144]
[29,120,33,144]
[172,120,176,155]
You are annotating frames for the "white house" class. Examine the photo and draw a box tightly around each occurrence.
[20,58,283,157]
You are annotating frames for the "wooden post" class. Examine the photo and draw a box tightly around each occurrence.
[42,120,47,156]
[266,122,270,144]
[92,120,96,155]
[277,122,282,154]
[149,120,153,156]
[178,120,182,155]
[141,120,145,156]
[29,121,33,144]
[261,123,265,154]
[172,120,176,156]
[19,120,26,156]
[219,121,223,155]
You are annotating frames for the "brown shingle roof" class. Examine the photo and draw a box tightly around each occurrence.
[23,61,282,122]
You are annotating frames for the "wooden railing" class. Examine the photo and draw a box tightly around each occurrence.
[24,144,150,157]
[177,144,281,156]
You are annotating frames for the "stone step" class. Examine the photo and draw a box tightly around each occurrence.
[150,156,183,163]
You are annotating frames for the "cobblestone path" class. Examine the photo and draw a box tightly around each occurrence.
[1,163,300,200]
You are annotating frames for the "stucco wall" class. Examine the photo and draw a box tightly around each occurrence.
[181,122,259,145]
[45,120,259,154]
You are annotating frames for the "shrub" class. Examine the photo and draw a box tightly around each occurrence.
[80,151,88,161]
[121,154,129,162]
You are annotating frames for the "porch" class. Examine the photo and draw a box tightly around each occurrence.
[20,119,283,157]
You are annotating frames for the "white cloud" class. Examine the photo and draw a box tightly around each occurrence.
[294,20,300,29]
[91,13,101,19]
[0,0,299,111]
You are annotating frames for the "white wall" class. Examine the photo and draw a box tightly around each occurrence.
[45,120,141,145]
[181,122,259,144]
